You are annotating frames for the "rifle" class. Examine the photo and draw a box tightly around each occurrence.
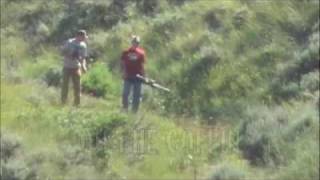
[136,74,170,93]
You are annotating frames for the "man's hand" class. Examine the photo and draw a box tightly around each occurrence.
[145,78,155,85]
[81,64,87,73]
[81,59,87,73]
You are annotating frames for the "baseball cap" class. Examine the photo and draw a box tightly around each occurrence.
[131,35,140,44]
[77,29,88,39]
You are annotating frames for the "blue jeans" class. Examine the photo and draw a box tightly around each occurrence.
[122,79,142,112]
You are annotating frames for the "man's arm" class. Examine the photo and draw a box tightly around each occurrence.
[79,43,88,73]
[140,49,146,76]
[60,41,70,58]
[121,52,128,79]
[81,58,87,73]
[141,49,146,63]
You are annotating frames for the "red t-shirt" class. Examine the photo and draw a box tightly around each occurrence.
[121,46,146,79]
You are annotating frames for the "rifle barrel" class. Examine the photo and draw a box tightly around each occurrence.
[136,74,170,92]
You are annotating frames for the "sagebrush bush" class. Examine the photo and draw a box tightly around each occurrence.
[238,106,288,166]
[210,164,246,180]
[0,131,38,180]
[238,101,319,168]
[1,159,36,180]
[0,130,21,161]
[300,71,319,93]
[43,67,62,87]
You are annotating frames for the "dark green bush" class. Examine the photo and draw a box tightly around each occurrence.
[204,10,222,31]
[270,81,302,101]
[268,25,319,102]
[168,0,193,6]
[50,1,126,42]
[136,0,163,16]
[285,50,319,83]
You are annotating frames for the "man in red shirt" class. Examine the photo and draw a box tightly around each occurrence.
[121,35,146,112]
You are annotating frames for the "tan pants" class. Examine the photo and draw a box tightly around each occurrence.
[61,67,81,106]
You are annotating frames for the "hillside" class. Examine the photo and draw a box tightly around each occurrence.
[1,0,319,180]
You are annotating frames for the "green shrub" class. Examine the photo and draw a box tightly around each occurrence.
[81,63,119,97]
[90,113,128,146]
[270,81,302,101]
[56,109,128,147]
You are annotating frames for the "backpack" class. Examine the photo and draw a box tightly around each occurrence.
[61,39,80,60]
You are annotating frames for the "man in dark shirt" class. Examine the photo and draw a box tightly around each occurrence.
[121,35,146,112]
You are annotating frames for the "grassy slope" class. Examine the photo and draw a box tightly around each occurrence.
[1,0,319,180]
